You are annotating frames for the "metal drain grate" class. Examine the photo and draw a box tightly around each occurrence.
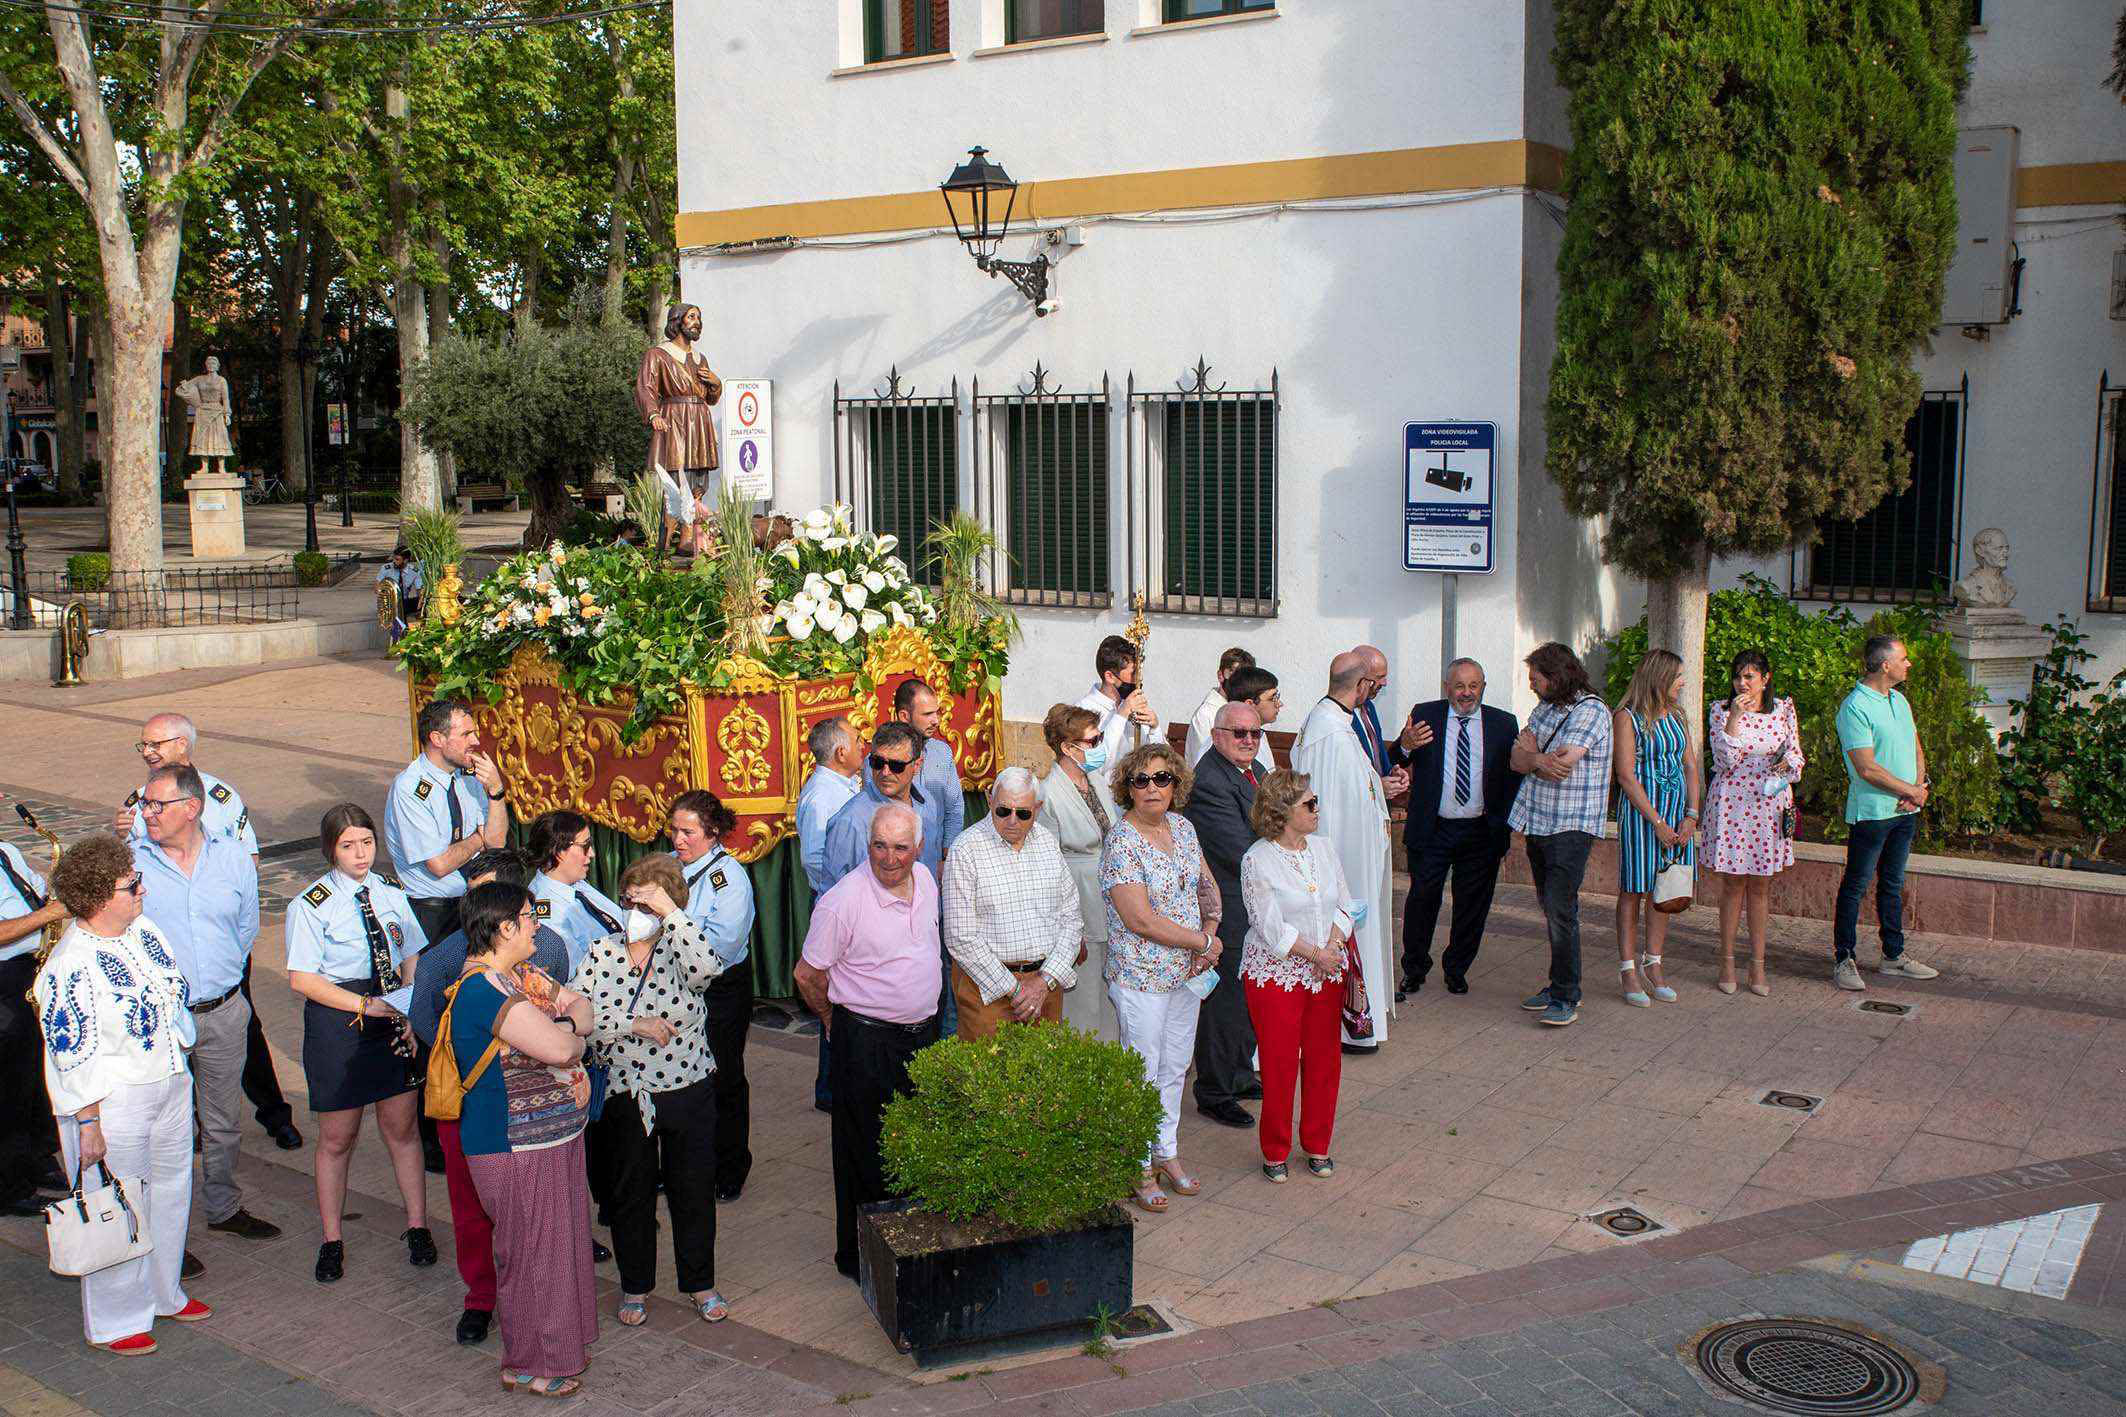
[1694,1319,1920,1415]
[1589,1205,1665,1237]
[1762,1090,1824,1115]
[1109,1305,1173,1341]
[1857,1000,1914,1017]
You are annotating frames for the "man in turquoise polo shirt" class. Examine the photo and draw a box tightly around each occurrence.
[1832,635,1943,991]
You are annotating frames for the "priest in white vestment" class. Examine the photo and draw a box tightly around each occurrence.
[1292,651,1393,1049]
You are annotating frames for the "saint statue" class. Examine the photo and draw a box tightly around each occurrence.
[634,303,722,554]
[1952,527,2016,609]
[173,356,235,474]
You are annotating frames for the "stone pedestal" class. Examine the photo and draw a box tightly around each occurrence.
[183,472,249,559]
[1944,608,2051,736]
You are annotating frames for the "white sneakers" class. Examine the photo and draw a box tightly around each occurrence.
[1833,954,1940,989]
[1833,959,1866,991]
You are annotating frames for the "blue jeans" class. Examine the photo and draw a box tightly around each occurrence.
[1525,831,1594,1006]
[1834,812,1918,962]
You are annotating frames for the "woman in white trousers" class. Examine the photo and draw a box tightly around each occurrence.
[36,834,208,1354]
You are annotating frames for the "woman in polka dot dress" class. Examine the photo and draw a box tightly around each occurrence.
[1702,649,1804,997]
[570,854,731,1328]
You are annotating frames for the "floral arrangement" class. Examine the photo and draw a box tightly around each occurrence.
[484,543,615,643]
[763,505,939,651]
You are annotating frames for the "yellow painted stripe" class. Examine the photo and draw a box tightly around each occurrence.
[2017,160,2126,208]
[677,140,1568,247]
[0,1363,91,1417]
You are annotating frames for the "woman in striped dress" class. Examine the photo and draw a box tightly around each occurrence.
[1612,650,1700,1006]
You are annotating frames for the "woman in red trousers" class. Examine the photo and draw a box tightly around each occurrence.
[1239,772,1359,1182]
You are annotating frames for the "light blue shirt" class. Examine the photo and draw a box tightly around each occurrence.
[530,870,626,975]
[676,848,755,971]
[819,781,943,896]
[796,765,862,894]
[135,831,260,1000]
[384,756,492,899]
[284,870,429,981]
[917,736,967,855]
[127,769,258,854]
[378,562,424,595]
[0,841,50,964]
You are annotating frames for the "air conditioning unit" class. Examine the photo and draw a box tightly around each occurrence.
[1941,126,2019,328]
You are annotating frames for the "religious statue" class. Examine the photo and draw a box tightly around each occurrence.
[634,302,723,554]
[1952,527,2016,609]
[172,356,234,474]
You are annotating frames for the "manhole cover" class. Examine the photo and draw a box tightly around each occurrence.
[1695,1319,1920,1414]
[1109,1305,1172,1340]
[1762,1090,1823,1114]
[1858,1000,1913,1017]
[1589,1205,1665,1237]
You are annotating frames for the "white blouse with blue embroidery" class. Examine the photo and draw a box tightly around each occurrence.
[36,916,195,1117]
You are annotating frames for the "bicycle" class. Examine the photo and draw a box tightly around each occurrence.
[241,472,293,505]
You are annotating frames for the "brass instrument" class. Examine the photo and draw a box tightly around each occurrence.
[16,804,65,1006]
[53,600,89,687]
[377,578,401,631]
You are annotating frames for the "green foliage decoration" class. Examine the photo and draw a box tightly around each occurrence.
[65,554,110,591]
[882,1024,1162,1234]
[292,551,330,587]
[2001,619,2126,855]
[1601,575,1997,844]
[398,509,464,599]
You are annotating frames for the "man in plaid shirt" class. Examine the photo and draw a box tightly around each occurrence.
[1507,643,1614,1027]
[940,768,1081,1038]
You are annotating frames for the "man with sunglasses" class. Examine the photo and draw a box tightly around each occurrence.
[818,723,943,892]
[1293,652,1394,1053]
[1181,702,1267,1127]
[1077,635,1159,764]
[132,763,282,1244]
[940,769,1080,1039]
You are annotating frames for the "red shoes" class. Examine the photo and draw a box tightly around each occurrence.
[169,1300,212,1322]
[100,1333,157,1355]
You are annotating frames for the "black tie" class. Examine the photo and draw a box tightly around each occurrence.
[1454,716,1473,806]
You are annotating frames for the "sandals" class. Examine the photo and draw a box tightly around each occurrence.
[1643,955,1678,1003]
[1132,1171,1170,1213]
[1153,1159,1202,1196]
[692,1291,729,1324]
[1619,960,1651,1008]
[616,1295,648,1327]
[501,1372,582,1399]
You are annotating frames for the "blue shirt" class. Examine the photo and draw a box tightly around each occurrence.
[127,769,258,854]
[407,922,571,1047]
[449,972,514,1156]
[384,756,492,899]
[378,563,424,595]
[284,870,429,981]
[530,871,626,975]
[134,831,260,999]
[1836,682,1921,824]
[916,736,967,855]
[0,841,50,964]
[819,781,943,895]
[676,848,756,971]
[796,766,862,893]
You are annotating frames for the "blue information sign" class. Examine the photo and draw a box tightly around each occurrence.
[1402,421,1496,574]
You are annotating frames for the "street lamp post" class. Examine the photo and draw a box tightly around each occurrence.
[1,351,26,629]
[337,325,353,528]
[296,331,319,554]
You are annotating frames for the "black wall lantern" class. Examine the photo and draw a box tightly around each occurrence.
[940,146,1053,314]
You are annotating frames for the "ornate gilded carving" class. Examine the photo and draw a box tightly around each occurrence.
[714,701,774,795]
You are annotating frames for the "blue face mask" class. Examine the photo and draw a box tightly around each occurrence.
[1080,744,1109,775]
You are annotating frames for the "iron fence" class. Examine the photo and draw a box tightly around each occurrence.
[833,369,960,586]
[1127,361,1279,619]
[6,562,301,629]
[1791,377,1968,605]
[971,367,1112,609]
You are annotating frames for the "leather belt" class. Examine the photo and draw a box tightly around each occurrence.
[190,983,242,1015]
[835,1004,933,1035]
[1006,961,1048,974]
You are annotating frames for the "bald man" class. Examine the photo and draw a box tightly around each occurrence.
[1349,646,1411,802]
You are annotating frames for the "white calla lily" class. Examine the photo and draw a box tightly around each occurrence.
[842,583,868,611]
[862,570,886,593]
[860,608,887,634]
[832,611,860,643]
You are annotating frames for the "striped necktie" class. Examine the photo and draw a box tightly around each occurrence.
[1453,715,1473,807]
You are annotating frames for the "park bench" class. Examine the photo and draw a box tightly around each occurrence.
[455,483,521,513]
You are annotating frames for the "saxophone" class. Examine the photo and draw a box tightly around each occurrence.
[16,804,65,1007]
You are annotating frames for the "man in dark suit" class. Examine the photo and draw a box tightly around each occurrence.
[1182,701,1265,1128]
[1389,658,1521,998]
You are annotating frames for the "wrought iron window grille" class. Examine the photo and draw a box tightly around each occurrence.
[972,365,1112,609]
[1126,360,1279,619]
[1791,376,1968,606]
[834,368,961,587]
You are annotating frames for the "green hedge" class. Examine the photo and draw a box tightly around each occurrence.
[66,553,110,590]
[293,551,330,587]
[1599,574,1999,844]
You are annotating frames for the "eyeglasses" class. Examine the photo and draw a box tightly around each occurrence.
[568,836,593,853]
[1217,727,1264,740]
[868,754,916,774]
[135,736,184,754]
[1128,771,1177,790]
[992,806,1034,821]
[138,795,197,816]
[1300,797,1320,813]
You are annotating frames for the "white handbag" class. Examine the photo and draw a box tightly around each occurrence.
[1651,854,1695,915]
[46,1163,154,1277]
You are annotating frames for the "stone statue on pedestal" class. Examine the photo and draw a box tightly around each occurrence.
[1953,528,2016,609]
[1943,527,2045,737]
[173,356,235,474]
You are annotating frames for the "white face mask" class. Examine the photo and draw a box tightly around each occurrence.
[624,909,662,944]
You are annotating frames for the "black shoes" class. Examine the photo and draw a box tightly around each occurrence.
[315,1241,344,1284]
[271,1124,304,1151]
[1236,1080,1264,1102]
[591,1239,612,1264]
[1394,988,1408,1004]
[1445,977,1469,995]
[182,1250,205,1279]
[1341,1043,1378,1056]
[456,1308,492,1345]
[207,1208,281,1240]
[1197,1100,1255,1128]
[716,1181,744,1204]
[405,1227,438,1267]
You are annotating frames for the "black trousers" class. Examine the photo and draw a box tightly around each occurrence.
[238,957,294,1132]
[597,1075,718,1295]
[1400,819,1506,989]
[830,1005,937,1276]
[405,894,462,1161]
[1191,933,1257,1108]
[0,954,55,1198]
[705,967,752,1192]
[1525,831,1594,1007]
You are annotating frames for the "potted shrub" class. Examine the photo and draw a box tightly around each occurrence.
[861,1022,1161,1364]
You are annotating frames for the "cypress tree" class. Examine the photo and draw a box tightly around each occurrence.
[1547,1,1971,720]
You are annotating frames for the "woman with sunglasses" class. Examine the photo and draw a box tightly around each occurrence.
[1099,742,1221,1213]
[35,833,210,1354]
[1038,704,1117,1040]
[1239,773,1357,1182]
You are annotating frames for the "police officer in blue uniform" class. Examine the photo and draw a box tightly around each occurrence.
[667,790,757,1203]
[527,811,626,977]
[384,698,512,946]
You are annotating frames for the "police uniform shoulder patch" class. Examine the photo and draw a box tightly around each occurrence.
[533,899,552,918]
[209,783,232,804]
[413,778,433,801]
[709,869,728,892]
[303,882,333,908]
[378,872,407,891]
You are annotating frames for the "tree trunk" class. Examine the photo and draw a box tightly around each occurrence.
[99,300,166,587]
[516,251,541,333]
[426,232,455,503]
[1646,543,1712,744]
[526,466,571,549]
[277,343,307,494]
[43,284,83,501]
[641,177,673,340]
[385,77,439,515]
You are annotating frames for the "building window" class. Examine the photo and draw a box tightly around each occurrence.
[973,373,1111,607]
[1009,0,1102,42]
[2089,376,2126,612]
[1127,365,1278,617]
[1163,0,1272,19]
[1800,379,1967,604]
[834,374,960,585]
[866,0,949,62]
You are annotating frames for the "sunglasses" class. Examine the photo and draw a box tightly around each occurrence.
[1218,727,1264,740]
[992,806,1034,821]
[1128,771,1177,790]
[1300,796,1320,813]
[868,754,916,774]
[119,876,145,897]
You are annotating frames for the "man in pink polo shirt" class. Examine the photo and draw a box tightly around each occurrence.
[794,802,943,1280]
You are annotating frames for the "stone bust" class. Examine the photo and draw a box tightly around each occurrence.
[1952,527,2016,609]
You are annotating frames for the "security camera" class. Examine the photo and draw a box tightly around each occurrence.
[1035,298,1061,318]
